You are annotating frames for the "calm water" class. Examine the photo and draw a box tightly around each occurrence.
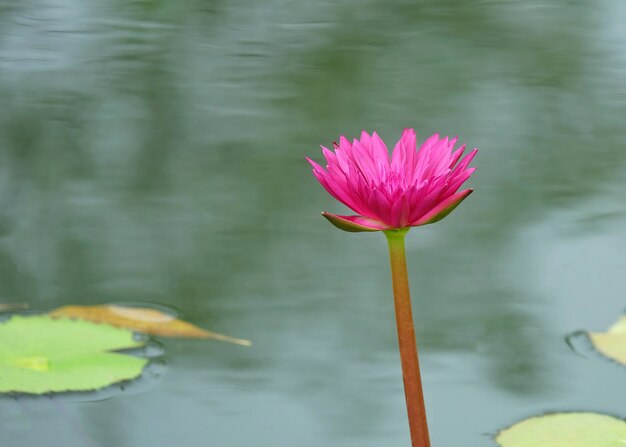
[1,1,626,446]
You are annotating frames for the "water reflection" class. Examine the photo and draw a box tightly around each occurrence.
[1,0,626,445]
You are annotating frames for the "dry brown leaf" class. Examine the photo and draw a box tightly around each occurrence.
[0,303,29,311]
[49,305,251,346]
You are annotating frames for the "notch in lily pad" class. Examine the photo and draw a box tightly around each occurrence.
[0,315,148,394]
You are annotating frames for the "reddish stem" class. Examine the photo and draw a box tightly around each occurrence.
[385,229,431,447]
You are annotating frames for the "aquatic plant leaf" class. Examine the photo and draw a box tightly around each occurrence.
[0,315,147,394]
[50,305,251,346]
[496,413,626,447]
[0,303,28,312]
[588,315,626,365]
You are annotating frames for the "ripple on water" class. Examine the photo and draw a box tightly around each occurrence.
[565,329,626,368]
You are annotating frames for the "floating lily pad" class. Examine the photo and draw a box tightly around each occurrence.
[496,413,626,447]
[50,304,251,346]
[588,315,626,365]
[0,315,148,394]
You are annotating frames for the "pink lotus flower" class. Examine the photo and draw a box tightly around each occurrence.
[307,129,477,232]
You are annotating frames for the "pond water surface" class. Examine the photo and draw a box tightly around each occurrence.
[1,1,626,446]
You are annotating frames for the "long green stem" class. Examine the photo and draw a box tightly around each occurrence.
[385,229,431,447]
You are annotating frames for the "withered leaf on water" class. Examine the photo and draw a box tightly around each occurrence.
[50,305,251,346]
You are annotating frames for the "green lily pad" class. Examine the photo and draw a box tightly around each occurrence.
[589,315,626,365]
[0,315,148,394]
[496,413,626,447]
